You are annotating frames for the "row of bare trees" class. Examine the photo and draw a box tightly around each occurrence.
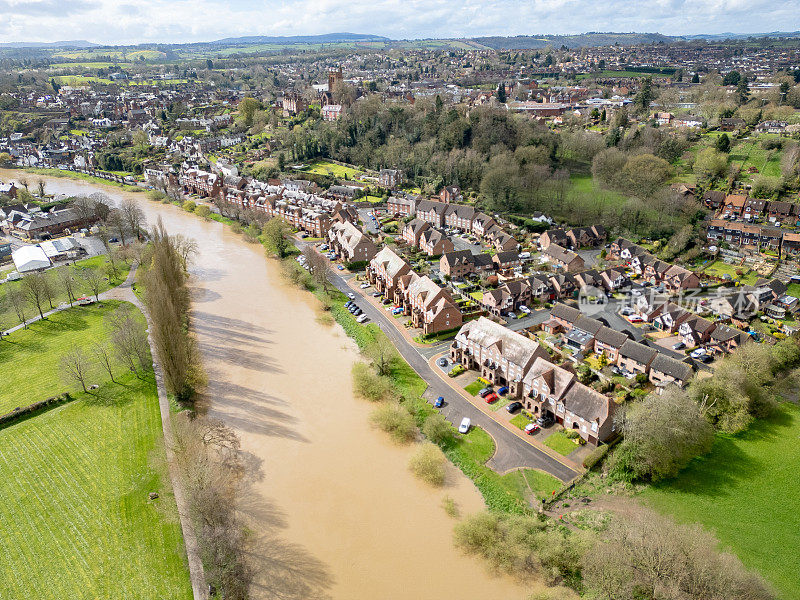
[1,266,109,330]
[140,219,202,403]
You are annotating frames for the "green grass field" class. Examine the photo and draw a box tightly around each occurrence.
[0,300,130,415]
[730,139,783,181]
[544,430,579,455]
[300,159,361,179]
[0,255,130,331]
[0,301,192,598]
[643,403,800,599]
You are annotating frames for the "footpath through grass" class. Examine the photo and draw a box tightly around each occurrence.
[642,402,800,599]
[0,301,192,599]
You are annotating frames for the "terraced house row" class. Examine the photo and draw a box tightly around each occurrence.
[387,196,518,252]
[449,316,615,444]
[545,303,695,388]
[608,238,701,292]
[706,220,800,257]
[367,247,462,335]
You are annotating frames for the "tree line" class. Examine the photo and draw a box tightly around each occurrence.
[139,219,203,403]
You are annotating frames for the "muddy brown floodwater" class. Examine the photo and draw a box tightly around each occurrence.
[1,171,529,599]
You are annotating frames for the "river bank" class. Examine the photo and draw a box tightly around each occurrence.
[0,169,530,599]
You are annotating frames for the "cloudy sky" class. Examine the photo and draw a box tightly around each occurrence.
[1,0,799,45]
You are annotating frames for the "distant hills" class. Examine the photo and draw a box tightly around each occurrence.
[210,32,390,45]
[2,30,800,54]
[0,40,98,49]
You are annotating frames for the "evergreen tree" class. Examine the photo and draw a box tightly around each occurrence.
[496,82,506,103]
[716,133,731,153]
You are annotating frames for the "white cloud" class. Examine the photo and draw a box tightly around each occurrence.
[0,0,797,45]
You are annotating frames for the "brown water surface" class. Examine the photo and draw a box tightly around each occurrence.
[0,171,528,600]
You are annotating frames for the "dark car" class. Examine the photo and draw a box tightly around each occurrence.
[497,386,509,395]
[345,301,353,309]
[536,414,554,427]
[436,357,448,367]
[506,401,523,413]
[353,308,362,316]
[478,387,493,398]
[434,396,444,408]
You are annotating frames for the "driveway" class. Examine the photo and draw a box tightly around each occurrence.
[325,266,579,482]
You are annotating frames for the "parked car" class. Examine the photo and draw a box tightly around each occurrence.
[348,292,356,299]
[337,265,344,270]
[484,393,499,404]
[525,422,540,435]
[356,314,369,323]
[536,414,554,427]
[497,386,509,395]
[359,283,370,289]
[672,341,686,350]
[371,291,381,297]
[699,353,714,363]
[458,417,471,434]
[610,365,621,375]
[518,305,531,314]
[434,396,444,408]
[345,300,353,308]
[628,315,644,323]
[353,308,362,316]
[690,348,707,359]
[620,307,633,316]
[478,387,493,398]
[392,308,403,315]
[436,357,448,367]
[506,402,523,413]
[507,312,517,319]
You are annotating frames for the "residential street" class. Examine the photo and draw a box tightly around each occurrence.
[324,264,580,481]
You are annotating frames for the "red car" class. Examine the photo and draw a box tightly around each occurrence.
[485,392,499,403]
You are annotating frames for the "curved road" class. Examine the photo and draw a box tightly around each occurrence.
[321,263,579,482]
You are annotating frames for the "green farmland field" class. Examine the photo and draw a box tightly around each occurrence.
[0,301,192,599]
[643,402,800,599]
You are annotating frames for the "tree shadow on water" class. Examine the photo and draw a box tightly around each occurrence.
[237,485,335,600]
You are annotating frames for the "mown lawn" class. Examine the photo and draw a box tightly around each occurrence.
[544,430,580,456]
[464,379,484,396]
[643,403,800,600]
[0,300,132,415]
[0,302,192,599]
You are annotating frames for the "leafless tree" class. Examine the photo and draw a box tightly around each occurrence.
[36,179,46,198]
[81,267,105,302]
[302,246,331,293]
[89,192,112,221]
[41,271,57,310]
[22,272,48,320]
[60,346,92,393]
[173,234,199,269]
[107,307,151,377]
[107,209,130,245]
[120,197,146,242]
[6,287,28,328]
[93,342,116,383]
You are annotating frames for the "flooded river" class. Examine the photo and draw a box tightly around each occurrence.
[1,171,528,599]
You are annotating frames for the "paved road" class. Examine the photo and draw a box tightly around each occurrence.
[325,267,579,481]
